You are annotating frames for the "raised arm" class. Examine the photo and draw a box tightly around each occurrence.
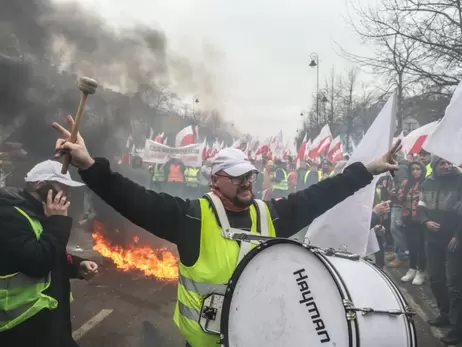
[79,158,189,244]
[272,162,373,237]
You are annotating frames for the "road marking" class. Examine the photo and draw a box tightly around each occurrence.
[397,284,445,341]
[72,309,114,341]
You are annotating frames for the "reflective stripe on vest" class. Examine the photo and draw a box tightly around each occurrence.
[426,163,432,177]
[153,167,165,182]
[173,198,276,347]
[184,168,199,187]
[0,207,58,332]
[304,170,323,183]
[168,165,184,182]
[272,169,289,190]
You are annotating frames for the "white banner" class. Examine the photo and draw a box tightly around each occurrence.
[142,140,203,167]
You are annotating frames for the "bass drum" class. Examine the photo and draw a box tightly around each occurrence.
[220,238,416,347]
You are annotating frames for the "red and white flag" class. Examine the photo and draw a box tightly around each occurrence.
[327,136,343,162]
[309,124,332,159]
[154,132,164,143]
[402,121,438,155]
[175,125,196,147]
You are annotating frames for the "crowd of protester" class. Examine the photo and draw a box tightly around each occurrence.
[371,150,462,345]
[84,149,462,345]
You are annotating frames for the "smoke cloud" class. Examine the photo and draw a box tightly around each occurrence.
[0,0,225,159]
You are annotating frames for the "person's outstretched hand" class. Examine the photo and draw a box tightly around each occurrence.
[53,115,95,170]
[366,140,402,176]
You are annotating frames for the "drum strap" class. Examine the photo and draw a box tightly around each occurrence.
[206,193,270,264]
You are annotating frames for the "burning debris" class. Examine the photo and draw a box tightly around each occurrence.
[92,221,178,282]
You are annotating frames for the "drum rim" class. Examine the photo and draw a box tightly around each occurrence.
[220,238,357,347]
[362,260,417,347]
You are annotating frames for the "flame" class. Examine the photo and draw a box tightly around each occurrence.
[92,221,178,281]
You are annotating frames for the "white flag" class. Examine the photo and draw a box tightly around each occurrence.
[305,91,397,257]
[423,81,462,164]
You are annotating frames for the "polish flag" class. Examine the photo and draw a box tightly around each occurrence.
[309,124,332,159]
[327,136,342,162]
[296,134,308,168]
[175,125,196,147]
[154,132,164,143]
[256,136,272,156]
[402,121,438,155]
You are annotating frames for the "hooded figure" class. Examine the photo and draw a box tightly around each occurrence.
[416,155,462,345]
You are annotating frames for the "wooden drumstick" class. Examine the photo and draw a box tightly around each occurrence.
[61,77,98,174]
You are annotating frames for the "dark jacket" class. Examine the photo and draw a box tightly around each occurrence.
[79,158,373,266]
[398,161,426,220]
[416,156,462,243]
[0,188,84,347]
[391,159,409,206]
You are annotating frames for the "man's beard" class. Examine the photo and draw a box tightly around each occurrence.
[232,187,255,208]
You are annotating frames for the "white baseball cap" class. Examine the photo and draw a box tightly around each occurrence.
[25,160,85,187]
[211,148,258,177]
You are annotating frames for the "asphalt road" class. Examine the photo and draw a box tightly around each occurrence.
[69,260,443,347]
[67,227,444,347]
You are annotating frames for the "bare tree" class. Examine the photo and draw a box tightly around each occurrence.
[338,0,426,131]
[346,0,462,95]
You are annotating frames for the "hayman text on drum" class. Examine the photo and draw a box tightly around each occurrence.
[294,268,331,343]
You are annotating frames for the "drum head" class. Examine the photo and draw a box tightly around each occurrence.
[221,239,349,347]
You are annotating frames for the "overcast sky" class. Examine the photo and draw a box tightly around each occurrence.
[66,0,373,141]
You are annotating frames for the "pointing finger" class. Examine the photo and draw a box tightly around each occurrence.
[52,122,71,138]
[66,115,76,127]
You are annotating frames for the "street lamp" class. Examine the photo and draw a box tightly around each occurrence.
[309,53,320,128]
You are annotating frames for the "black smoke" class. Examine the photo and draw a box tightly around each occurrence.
[0,0,173,159]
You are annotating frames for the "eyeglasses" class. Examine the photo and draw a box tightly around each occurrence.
[216,172,258,185]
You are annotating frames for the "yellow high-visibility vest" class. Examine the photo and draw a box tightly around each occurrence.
[272,168,289,190]
[304,170,323,183]
[184,168,199,187]
[0,207,58,332]
[173,198,276,347]
[426,164,432,177]
[152,166,165,182]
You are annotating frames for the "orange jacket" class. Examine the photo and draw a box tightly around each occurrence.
[168,164,184,182]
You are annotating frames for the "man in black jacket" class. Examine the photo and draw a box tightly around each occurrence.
[417,155,462,345]
[0,160,98,347]
[53,115,400,347]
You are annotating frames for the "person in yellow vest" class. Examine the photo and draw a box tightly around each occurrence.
[53,115,402,347]
[419,150,433,177]
[320,160,335,180]
[0,160,98,347]
[303,166,323,188]
[271,159,289,199]
[148,163,166,192]
[184,166,200,198]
